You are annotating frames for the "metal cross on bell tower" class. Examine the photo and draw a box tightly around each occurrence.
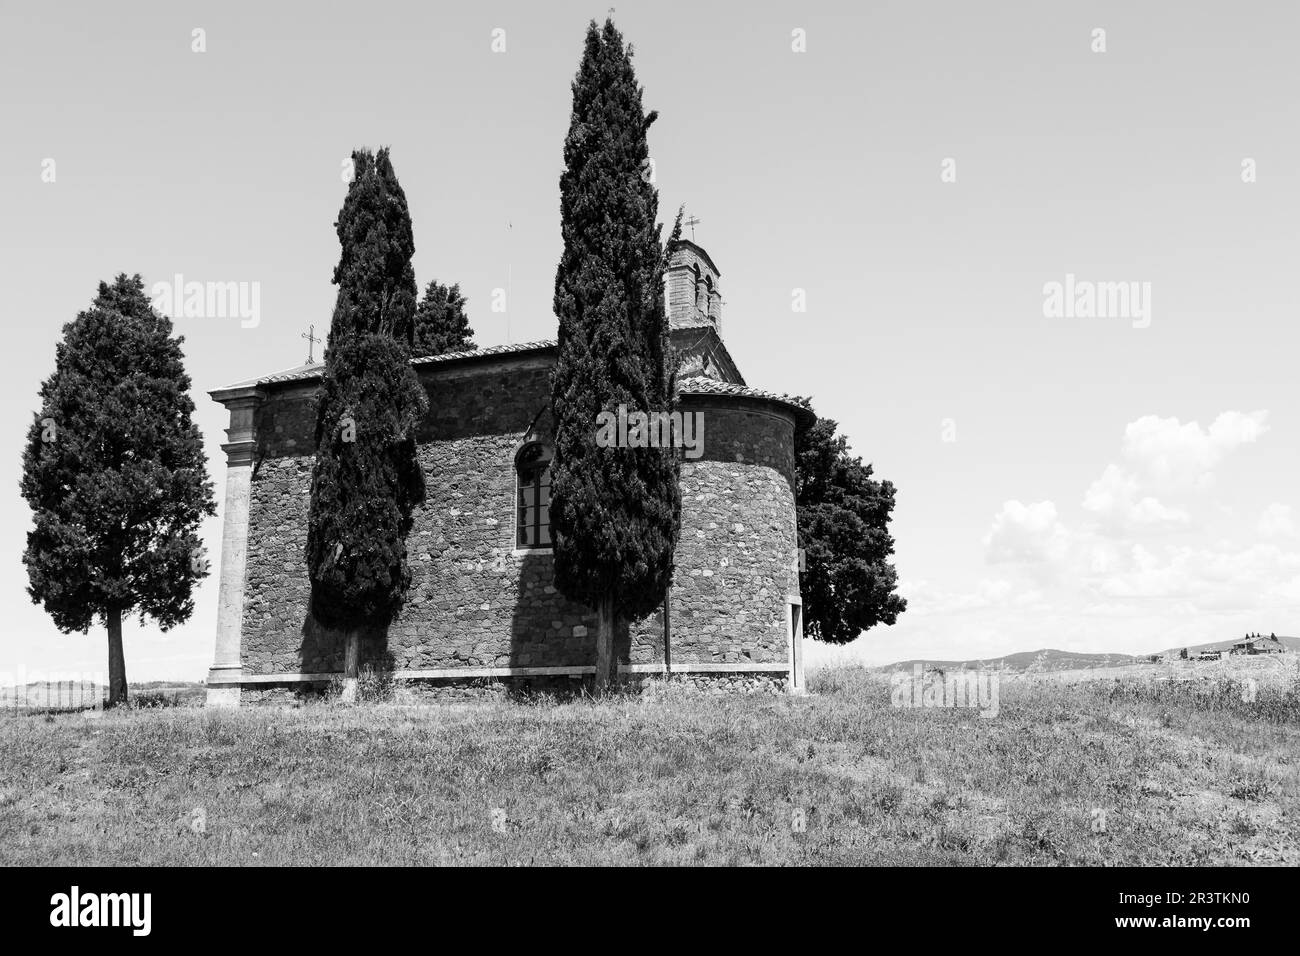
[301,324,321,364]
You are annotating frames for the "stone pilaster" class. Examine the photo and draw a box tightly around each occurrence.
[205,387,262,708]
[787,595,806,695]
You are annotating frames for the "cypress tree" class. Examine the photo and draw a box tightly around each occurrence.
[328,149,419,345]
[550,19,682,691]
[306,147,428,700]
[21,274,216,707]
[413,280,475,355]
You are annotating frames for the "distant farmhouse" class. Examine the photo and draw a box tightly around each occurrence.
[1156,632,1292,663]
[1229,633,1287,656]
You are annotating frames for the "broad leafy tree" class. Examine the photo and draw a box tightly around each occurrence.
[306,147,428,699]
[549,19,682,691]
[21,274,216,706]
[794,402,906,644]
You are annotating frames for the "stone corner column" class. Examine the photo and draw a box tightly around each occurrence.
[206,387,263,708]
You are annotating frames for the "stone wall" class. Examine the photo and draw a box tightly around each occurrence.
[630,397,799,667]
[235,354,799,681]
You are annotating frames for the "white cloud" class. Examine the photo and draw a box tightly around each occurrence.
[1082,464,1189,528]
[1091,542,1300,612]
[1121,410,1268,490]
[901,577,1043,617]
[1082,411,1268,532]
[1259,503,1295,539]
[984,500,1071,569]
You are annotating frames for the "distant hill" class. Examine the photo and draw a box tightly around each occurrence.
[875,636,1298,673]
[877,648,1141,673]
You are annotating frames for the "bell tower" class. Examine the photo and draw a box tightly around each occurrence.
[665,239,722,332]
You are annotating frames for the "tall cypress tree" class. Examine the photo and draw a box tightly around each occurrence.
[413,280,475,355]
[327,149,419,346]
[306,147,428,700]
[21,274,216,707]
[550,19,682,691]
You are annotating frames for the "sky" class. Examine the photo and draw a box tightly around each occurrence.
[1,0,1297,681]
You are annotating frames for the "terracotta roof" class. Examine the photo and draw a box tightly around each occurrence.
[213,362,320,391]
[412,340,556,365]
[681,374,811,424]
[211,341,558,392]
[211,341,811,427]
[677,376,814,427]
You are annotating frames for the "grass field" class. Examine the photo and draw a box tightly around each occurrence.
[1,660,1297,866]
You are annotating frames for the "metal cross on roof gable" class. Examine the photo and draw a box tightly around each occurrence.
[301,324,321,364]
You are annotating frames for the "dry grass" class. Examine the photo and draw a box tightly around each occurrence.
[1,662,1296,865]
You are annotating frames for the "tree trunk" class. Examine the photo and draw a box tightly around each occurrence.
[106,608,128,708]
[663,586,672,676]
[594,595,616,694]
[340,630,360,703]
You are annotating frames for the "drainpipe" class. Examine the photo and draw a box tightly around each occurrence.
[663,585,672,676]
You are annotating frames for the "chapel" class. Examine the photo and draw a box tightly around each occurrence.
[205,238,811,704]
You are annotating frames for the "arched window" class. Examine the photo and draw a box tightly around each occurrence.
[693,263,702,307]
[515,442,553,549]
[705,276,713,313]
